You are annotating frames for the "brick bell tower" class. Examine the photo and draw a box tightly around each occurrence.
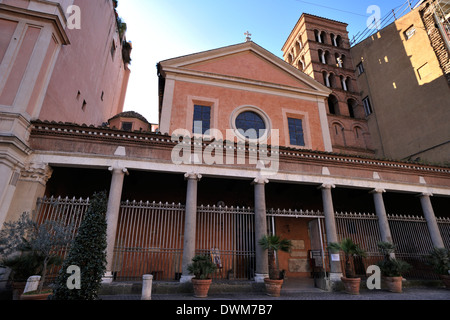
[282,13,374,156]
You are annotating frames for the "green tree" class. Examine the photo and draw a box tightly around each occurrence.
[0,212,74,293]
[376,242,411,277]
[187,255,217,280]
[328,238,367,278]
[52,192,108,300]
[258,235,292,280]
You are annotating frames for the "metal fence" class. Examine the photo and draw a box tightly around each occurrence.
[34,196,90,280]
[196,205,256,281]
[34,196,450,282]
[112,201,185,282]
[335,212,450,280]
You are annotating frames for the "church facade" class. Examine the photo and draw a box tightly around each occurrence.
[0,0,449,290]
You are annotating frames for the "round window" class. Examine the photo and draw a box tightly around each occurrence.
[235,111,267,139]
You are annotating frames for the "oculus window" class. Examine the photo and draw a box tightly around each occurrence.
[193,105,211,134]
[288,118,305,146]
[235,111,266,139]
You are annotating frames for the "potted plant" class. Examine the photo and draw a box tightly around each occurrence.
[328,238,367,295]
[0,212,74,300]
[187,255,217,298]
[1,250,43,300]
[426,247,450,289]
[258,235,292,297]
[376,242,411,293]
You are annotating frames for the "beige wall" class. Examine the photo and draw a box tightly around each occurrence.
[351,6,450,164]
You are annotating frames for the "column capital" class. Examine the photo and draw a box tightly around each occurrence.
[370,188,386,194]
[252,178,269,185]
[184,172,202,181]
[20,162,53,185]
[318,183,335,190]
[418,192,433,198]
[108,166,129,175]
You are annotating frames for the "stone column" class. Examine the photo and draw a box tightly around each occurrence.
[253,178,269,283]
[104,166,128,283]
[370,189,393,244]
[319,184,342,284]
[419,193,445,249]
[180,173,202,283]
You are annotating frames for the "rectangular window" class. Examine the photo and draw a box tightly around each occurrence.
[357,62,365,75]
[111,40,116,59]
[193,105,211,135]
[405,26,416,40]
[288,118,305,146]
[363,97,373,116]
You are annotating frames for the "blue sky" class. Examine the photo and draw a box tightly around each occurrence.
[118,0,419,124]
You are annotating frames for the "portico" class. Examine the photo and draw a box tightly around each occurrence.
[18,120,450,288]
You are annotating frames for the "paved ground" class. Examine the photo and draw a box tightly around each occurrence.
[100,287,450,300]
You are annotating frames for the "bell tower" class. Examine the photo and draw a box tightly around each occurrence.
[282,13,374,156]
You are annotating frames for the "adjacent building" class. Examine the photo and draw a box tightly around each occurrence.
[0,0,131,227]
[350,0,450,164]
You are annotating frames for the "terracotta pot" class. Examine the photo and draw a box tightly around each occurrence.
[264,278,283,297]
[341,277,361,295]
[439,275,450,290]
[383,276,403,293]
[20,291,52,300]
[192,278,212,298]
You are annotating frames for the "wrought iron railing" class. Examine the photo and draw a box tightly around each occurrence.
[34,196,449,282]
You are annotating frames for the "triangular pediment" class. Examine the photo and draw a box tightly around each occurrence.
[159,42,331,96]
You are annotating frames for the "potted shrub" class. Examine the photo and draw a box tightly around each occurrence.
[426,247,450,289]
[0,212,74,300]
[1,251,43,299]
[328,238,367,295]
[376,242,411,293]
[187,255,217,298]
[258,235,292,297]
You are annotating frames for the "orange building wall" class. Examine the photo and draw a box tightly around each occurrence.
[186,51,312,90]
[275,217,313,278]
[169,80,326,151]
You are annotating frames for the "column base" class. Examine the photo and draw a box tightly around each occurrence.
[254,273,269,283]
[180,275,194,283]
[328,272,344,292]
[102,272,114,284]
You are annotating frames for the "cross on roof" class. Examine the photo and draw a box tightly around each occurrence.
[244,31,252,42]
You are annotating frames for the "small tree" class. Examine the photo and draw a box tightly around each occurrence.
[258,235,292,280]
[187,255,217,280]
[52,192,108,300]
[0,212,74,294]
[328,238,366,278]
[426,247,450,276]
[376,242,411,277]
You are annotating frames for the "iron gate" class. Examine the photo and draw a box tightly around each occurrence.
[35,196,450,282]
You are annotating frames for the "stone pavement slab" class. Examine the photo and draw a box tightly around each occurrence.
[99,287,450,300]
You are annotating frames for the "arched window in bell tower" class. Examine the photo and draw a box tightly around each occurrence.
[328,94,339,115]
